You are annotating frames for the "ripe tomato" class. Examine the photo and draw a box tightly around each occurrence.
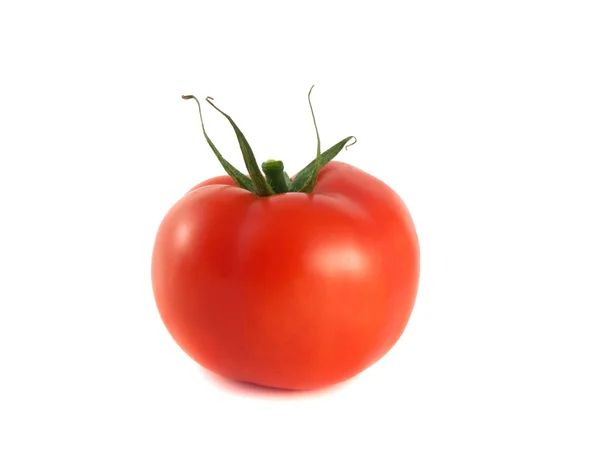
[151,89,420,390]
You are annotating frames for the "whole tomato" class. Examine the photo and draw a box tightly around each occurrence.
[151,88,420,390]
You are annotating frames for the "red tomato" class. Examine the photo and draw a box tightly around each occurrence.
[152,160,419,390]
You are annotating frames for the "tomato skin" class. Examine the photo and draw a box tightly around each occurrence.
[151,161,419,390]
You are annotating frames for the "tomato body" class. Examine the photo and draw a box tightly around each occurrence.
[151,161,419,390]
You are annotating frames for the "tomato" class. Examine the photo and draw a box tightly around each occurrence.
[151,89,420,390]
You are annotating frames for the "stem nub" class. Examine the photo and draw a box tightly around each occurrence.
[261,160,289,194]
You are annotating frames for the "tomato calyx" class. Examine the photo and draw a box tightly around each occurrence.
[182,86,356,197]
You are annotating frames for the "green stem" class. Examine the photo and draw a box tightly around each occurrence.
[261,160,289,194]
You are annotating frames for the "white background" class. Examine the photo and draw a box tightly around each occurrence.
[1,1,599,448]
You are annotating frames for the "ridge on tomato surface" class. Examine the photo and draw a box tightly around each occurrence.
[151,87,420,391]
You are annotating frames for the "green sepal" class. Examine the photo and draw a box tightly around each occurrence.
[290,136,356,192]
[181,95,255,193]
[283,171,292,190]
[296,85,321,193]
[205,97,275,197]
